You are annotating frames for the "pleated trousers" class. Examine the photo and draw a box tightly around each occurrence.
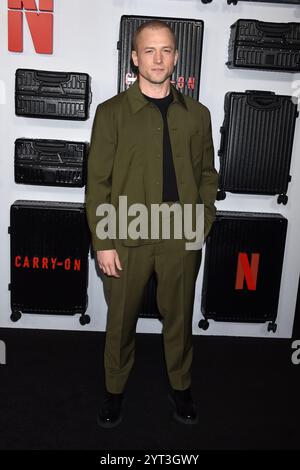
[102,211,202,393]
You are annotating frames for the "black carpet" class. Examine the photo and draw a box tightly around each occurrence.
[0,327,299,450]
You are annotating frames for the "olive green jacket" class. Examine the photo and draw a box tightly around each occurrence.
[86,80,219,251]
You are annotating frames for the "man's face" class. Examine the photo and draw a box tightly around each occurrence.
[131,27,178,85]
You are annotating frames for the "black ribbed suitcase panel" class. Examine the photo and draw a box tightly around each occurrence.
[218,90,298,197]
[15,69,92,120]
[118,15,204,99]
[10,201,90,315]
[201,211,287,323]
[227,19,300,72]
[14,138,88,187]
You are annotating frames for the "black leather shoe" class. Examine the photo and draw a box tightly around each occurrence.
[97,391,125,428]
[168,387,199,425]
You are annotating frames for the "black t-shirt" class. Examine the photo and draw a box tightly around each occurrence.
[143,92,180,202]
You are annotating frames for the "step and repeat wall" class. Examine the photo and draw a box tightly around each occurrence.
[0,0,299,337]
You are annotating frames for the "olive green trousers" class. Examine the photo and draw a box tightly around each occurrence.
[102,237,202,394]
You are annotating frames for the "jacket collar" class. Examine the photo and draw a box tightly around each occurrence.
[127,78,188,114]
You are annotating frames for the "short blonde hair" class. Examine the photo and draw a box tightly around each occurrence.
[132,20,177,52]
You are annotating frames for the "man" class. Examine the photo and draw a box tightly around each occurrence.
[86,20,219,428]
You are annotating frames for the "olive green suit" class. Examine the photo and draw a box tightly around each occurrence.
[86,80,218,393]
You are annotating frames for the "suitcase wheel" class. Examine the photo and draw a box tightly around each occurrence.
[10,310,22,322]
[277,194,288,205]
[198,319,209,330]
[267,322,277,333]
[216,190,226,201]
[79,314,90,326]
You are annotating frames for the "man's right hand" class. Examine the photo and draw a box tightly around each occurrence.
[96,249,122,278]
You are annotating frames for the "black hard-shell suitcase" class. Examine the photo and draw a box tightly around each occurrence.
[9,201,91,325]
[200,211,287,333]
[228,0,300,4]
[15,69,92,120]
[217,90,298,204]
[227,19,300,72]
[14,138,89,187]
[118,15,204,99]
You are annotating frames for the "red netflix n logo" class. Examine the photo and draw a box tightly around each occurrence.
[8,0,53,54]
[235,252,260,291]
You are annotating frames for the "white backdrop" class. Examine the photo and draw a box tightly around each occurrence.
[0,0,299,338]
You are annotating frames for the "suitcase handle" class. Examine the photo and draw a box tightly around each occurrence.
[246,90,275,96]
[34,141,67,153]
[37,83,66,95]
[34,71,70,83]
[246,92,281,110]
[35,71,70,94]
[218,126,226,157]
[256,22,290,40]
